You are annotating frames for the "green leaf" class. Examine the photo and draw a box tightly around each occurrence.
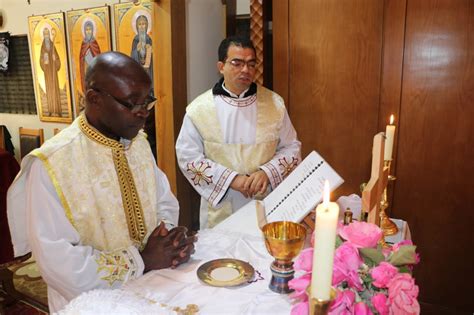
[388,245,417,266]
[359,248,385,267]
[335,235,344,248]
[397,265,413,275]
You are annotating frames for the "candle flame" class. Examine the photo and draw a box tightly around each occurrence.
[390,114,394,125]
[323,180,330,206]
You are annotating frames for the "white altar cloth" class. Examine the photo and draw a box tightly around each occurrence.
[59,228,290,314]
[123,228,290,314]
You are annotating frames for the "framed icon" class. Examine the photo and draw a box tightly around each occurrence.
[67,6,112,115]
[28,12,73,123]
[114,0,155,94]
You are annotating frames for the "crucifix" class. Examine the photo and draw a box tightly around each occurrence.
[362,132,389,226]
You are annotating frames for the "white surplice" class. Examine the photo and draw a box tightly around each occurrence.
[13,159,178,313]
[176,84,301,229]
[7,116,179,313]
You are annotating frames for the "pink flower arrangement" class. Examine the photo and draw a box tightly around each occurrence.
[289,221,420,315]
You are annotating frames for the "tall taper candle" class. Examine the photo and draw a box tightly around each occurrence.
[311,180,340,300]
[384,115,396,160]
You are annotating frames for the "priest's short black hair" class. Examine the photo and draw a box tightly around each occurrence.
[218,35,256,62]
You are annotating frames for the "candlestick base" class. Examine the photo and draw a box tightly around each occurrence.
[309,288,336,315]
[380,211,399,236]
[378,235,391,249]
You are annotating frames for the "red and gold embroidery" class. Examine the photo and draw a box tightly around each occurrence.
[96,249,134,285]
[278,157,299,178]
[187,161,213,186]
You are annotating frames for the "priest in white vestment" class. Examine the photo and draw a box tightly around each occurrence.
[176,36,301,229]
[7,52,196,312]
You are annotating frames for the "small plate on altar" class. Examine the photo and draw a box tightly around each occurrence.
[197,258,255,287]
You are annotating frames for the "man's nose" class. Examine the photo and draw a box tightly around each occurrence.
[240,64,251,72]
[133,106,150,118]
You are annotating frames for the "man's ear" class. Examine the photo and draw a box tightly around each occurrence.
[85,89,100,108]
[217,61,225,75]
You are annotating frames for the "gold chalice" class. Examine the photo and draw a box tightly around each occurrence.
[262,221,307,293]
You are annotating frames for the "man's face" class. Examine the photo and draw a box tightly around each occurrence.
[137,18,147,34]
[43,28,50,41]
[85,25,93,40]
[92,73,151,140]
[217,45,256,96]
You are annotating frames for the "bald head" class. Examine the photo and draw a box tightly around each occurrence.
[85,51,151,91]
[83,52,152,140]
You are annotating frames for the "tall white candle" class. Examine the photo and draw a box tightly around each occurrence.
[311,180,339,300]
[384,115,396,160]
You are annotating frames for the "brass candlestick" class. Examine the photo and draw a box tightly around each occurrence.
[308,287,336,315]
[379,160,398,236]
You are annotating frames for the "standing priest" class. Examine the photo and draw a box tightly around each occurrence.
[176,36,301,229]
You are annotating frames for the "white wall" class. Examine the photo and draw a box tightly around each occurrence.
[237,0,250,15]
[186,0,223,101]
[0,0,224,161]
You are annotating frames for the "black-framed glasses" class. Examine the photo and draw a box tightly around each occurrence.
[225,58,257,70]
[91,87,157,113]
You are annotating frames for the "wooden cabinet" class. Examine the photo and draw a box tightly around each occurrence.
[273,0,474,312]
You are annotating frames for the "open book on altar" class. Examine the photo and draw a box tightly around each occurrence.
[214,151,344,237]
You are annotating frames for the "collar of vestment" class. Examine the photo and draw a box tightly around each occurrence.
[79,115,132,150]
[212,77,257,98]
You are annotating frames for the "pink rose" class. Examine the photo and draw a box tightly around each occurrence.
[371,293,389,315]
[290,301,309,315]
[370,262,399,288]
[346,269,363,291]
[339,221,383,248]
[332,243,363,290]
[335,243,362,271]
[328,289,355,315]
[332,260,346,286]
[387,273,420,315]
[289,273,311,301]
[294,248,314,272]
[354,302,374,315]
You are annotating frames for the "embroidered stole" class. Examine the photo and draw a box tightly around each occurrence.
[32,115,158,251]
[186,85,285,227]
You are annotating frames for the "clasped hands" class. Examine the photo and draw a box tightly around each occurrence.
[140,222,197,273]
[230,169,269,199]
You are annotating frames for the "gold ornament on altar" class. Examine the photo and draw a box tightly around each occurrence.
[379,160,398,236]
[262,221,306,294]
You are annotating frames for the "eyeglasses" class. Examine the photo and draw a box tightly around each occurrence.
[91,87,157,113]
[225,58,257,70]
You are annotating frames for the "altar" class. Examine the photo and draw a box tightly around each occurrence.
[60,228,293,314]
[59,205,410,314]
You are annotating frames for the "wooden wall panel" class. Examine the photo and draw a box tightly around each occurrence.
[274,0,474,312]
[393,0,474,311]
[154,0,178,193]
[272,0,289,105]
[378,0,407,213]
[288,0,384,197]
[154,0,199,230]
